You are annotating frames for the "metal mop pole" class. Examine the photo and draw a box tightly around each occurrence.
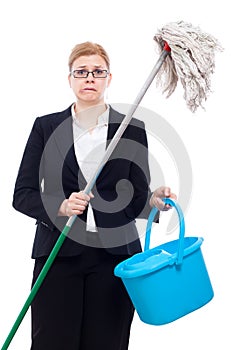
[1,45,170,350]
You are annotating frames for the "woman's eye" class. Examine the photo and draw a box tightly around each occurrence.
[78,70,87,75]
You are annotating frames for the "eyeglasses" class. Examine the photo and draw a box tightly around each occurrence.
[71,69,109,79]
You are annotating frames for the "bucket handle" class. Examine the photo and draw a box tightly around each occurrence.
[144,198,185,265]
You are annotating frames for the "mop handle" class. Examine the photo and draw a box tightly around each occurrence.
[1,46,170,350]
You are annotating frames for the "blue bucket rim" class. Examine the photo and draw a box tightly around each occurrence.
[114,236,204,279]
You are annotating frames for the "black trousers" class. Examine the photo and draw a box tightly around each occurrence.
[31,246,134,350]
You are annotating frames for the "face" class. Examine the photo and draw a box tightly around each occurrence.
[68,54,112,107]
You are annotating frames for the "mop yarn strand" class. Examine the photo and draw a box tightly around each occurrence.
[154,21,223,112]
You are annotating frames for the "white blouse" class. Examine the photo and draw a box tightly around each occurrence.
[71,104,109,232]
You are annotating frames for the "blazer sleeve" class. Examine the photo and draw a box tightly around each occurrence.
[125,120,159,222]
[12,117,63,230]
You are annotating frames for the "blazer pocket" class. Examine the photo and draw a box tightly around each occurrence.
[36,219,55,231]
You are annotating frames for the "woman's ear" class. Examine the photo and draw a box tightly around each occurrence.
[68,73,72,88]
[107,73,112,88]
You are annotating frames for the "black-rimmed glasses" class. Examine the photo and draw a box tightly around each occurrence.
[71,69,109,79]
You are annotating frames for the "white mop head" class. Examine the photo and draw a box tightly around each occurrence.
[154,21,223,112]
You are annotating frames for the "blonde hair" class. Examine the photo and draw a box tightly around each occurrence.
[68,41,110,72]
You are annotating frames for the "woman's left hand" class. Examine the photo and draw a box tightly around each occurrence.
[149,186,177,211]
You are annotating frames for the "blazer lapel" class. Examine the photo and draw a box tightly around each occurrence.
[51,106,87,188]
[96,107,125,184]
[106,107,123,147]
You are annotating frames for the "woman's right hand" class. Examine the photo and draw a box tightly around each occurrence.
[58,191,94,217]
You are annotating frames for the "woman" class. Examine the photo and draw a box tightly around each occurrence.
[13,41,176,350]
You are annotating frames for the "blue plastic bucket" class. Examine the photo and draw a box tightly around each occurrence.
[114,199,214,325]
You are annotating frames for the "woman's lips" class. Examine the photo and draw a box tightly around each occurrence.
[82,87,97,91]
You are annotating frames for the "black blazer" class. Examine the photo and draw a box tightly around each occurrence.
[13,105,158,258]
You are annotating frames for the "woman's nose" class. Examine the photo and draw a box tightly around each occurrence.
[86,71,95,82]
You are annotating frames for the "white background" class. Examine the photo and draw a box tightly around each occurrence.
[0,0,232,349]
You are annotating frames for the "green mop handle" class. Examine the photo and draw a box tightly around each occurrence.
[1,46,170,350]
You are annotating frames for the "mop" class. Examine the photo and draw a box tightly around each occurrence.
[1,21,222,350]
[153,20,223,112]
